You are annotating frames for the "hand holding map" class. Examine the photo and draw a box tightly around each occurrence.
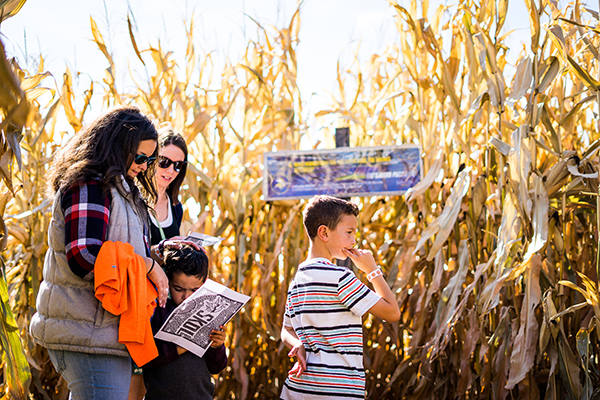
[155,279,250,357]
[183,232,224,247]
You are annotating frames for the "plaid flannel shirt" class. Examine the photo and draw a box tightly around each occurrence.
[62,180,111,280]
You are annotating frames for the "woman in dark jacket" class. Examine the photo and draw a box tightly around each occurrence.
[149,126,188,244]
[129,126,194,400]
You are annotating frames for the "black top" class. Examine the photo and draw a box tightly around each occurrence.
[150,200,183,245]
[143,351,215,400]
[143,298,228,400]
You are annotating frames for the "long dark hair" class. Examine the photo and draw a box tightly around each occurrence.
[47,105,158,205]
[157,126,188,205]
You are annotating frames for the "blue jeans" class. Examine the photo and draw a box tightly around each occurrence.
[48,349,131,400]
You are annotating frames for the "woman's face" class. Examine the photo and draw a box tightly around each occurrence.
[156,144,186,191]
[127,139,157,179]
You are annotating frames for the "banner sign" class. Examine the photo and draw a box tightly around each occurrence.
[263,145,422,200]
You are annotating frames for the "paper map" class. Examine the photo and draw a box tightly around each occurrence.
[155,279,250,357]
[183,232,224,247]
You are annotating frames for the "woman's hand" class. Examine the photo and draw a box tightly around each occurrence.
[147,260,169,307]
[209,326,227,347]
[162,236,201,251]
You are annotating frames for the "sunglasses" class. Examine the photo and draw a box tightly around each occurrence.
[158,156,187,173]
[134,154,157,165]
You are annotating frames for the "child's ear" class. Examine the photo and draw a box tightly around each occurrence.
[317,225,329,242]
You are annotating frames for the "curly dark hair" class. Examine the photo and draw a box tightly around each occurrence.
[163,244,209,282]
[303,195,359,239]
[47,105,158,205]
[157,126,188,205]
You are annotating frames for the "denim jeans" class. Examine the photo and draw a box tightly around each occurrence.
[48,349,132,400]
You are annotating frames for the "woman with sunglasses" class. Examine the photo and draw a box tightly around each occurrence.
[129,126,190,400]
[150,126,188,244]
[30,106,169,399]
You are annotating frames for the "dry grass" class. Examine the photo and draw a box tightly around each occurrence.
[1,0,600,399]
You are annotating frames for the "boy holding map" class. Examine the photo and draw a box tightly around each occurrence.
[143,245,227,400]
[280,195,401,399]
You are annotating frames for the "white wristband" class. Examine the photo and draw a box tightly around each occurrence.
[367,268,383,282]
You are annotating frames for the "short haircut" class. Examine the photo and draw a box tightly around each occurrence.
[163,244,209,281]
[303,195,359,239]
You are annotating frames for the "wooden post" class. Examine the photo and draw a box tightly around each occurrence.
[335,127,353,268]
[335,127,350,148]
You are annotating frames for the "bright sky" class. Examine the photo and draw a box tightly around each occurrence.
[0,0,532,136]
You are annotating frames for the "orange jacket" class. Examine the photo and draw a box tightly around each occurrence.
[95,241,158,366]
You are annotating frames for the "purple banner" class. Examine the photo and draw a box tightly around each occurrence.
[263,145,422,200]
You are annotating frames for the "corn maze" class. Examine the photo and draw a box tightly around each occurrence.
[1,0,600,399]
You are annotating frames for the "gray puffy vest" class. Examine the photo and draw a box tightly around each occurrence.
[30,178,149,356]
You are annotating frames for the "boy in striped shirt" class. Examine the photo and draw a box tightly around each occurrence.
[281,195,401,399]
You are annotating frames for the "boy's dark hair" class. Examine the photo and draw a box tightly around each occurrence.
[163,244,209,281]
[303,195,359,239]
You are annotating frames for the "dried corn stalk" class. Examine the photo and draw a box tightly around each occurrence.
[3,0,600,399]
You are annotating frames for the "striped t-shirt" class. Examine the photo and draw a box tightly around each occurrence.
[281,258,381,400]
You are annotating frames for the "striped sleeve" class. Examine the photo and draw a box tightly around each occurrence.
[337,271,380,317]
[62,180,111,280]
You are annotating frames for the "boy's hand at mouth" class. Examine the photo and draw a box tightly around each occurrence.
[342,248,378,274]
